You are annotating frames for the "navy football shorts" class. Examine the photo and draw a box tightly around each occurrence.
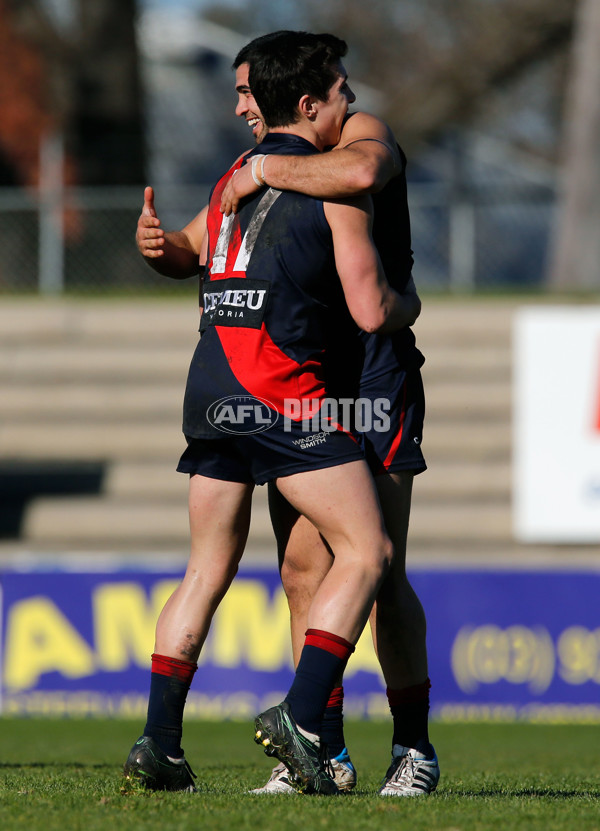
[359,366,426,476]
[177,418,364,486]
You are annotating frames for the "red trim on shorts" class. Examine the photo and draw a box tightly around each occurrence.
[305,629,355,660]
[382,378,408,470]
[386,678,431,706]
[151,653,197,683]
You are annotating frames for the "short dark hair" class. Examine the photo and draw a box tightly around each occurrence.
[233,31,291,70]
[234,31,348,129]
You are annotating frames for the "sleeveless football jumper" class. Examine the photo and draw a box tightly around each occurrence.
[177,133,363,485]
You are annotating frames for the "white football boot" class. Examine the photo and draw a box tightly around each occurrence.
[250,748,357,794]
[379,744,440,796]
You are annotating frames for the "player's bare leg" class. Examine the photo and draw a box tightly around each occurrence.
[124,475,253,792]
[371,470,439,797]
[269,484,334,663]
[275,460,393,644]
[254,459,393,794]
[264,470,436,795]
[370,471,428,687]
[271,471,427,678]
[256,491,354,793]
[155,474,254,659]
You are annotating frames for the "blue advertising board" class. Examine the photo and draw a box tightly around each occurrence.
[1,566,598,721]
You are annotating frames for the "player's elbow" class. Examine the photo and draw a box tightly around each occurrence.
[351,306,388,334]
[404,293,422,325]
[353,290,417,334]
[352,166,378,193]
[350,160,387,194]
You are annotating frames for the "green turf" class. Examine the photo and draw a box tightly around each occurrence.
[0,718,598,831]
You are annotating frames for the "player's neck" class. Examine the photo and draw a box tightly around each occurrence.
[268,123,321,151]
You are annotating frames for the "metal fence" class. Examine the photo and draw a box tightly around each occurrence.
[0,180,556,295]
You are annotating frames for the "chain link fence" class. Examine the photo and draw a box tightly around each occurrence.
[0,180,556,295]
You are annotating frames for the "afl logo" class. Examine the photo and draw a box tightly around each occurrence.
[207,395,278,434]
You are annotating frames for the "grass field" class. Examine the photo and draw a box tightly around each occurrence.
[0,718,598,831]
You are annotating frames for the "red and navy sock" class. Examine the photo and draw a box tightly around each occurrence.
[144,653,197,758]
[319,685,346,758]
[387,678,433,756]
[285,629,354,737]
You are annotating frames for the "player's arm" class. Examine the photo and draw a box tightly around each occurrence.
[220,113,399,215]
[324,196,420,334]
[136,186,207,279]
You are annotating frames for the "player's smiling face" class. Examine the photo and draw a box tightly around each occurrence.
[235,63,267,144]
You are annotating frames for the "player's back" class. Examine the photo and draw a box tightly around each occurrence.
[183,134,348,439]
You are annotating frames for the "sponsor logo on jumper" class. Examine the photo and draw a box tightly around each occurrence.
[203,288,266,312]
[200,278,270,331]
[283,398,391,433]
[207,395,278,434]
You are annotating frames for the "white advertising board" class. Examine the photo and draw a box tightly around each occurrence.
[513,306,600,542]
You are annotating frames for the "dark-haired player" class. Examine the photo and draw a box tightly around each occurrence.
[222,38,438,798]
[125,32,422,796]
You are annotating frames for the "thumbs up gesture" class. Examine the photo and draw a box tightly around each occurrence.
[136,186,165,258]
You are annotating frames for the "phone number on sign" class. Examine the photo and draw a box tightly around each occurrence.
[451,625,600,693]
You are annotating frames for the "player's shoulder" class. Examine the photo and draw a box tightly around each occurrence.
[338,112,402,171]
[339,111,395,146]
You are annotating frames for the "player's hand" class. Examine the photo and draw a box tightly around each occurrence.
[401,277,422,326]
[136,186,165,258]
[220,162,259,215]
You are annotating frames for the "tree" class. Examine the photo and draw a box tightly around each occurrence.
[7,0,145,186]
[548,0,600,289]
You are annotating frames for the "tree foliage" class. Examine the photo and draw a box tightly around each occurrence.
[7,0,145,185]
